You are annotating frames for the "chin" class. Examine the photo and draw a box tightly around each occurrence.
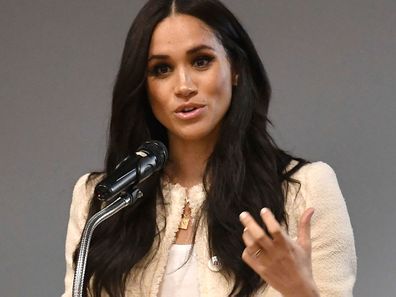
[172,125,219,142]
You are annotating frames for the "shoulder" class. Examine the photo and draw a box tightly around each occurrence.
[302,161,337,185]
[284,161,350,230]
[69,173,103,226]
[286,161,340,198]
[71,173,95,205]
[287,160,336,183]
[294,161,341,200]
[72,173,103,199]
[72,173,91,198]
[287,161,354,241]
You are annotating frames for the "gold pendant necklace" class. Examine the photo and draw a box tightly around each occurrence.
[179,211,191,229]
[179,196,192,230]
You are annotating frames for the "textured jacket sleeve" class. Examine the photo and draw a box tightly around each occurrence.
[61,174,92,297]
[302,162,357,297]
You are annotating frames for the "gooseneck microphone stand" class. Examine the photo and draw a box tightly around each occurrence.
[72,188,143,297]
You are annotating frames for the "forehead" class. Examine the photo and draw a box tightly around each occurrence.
[148,14,225,55]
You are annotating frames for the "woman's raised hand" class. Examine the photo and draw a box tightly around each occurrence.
[239,208,320,297]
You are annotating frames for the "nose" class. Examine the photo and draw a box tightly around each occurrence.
[174,68,198,100]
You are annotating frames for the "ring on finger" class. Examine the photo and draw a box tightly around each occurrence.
[254,248,263,258]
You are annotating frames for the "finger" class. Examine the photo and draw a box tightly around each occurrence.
[242,228,269,258]
[241,249,269,279]
[240,212,274,250]
[260,208,287,245]
[242,228,256,246]
[297,208,315,252]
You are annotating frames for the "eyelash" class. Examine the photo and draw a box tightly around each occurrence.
[148,55,215,78]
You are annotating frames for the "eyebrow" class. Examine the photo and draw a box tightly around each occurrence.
[147,44,215,62]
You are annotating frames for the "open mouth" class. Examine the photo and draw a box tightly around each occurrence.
[175,105,205,119]
[180,107,198,113]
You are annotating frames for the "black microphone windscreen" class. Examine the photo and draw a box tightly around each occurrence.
[138,140,168,167]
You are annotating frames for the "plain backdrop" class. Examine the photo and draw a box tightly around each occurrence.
[1,0,395,296]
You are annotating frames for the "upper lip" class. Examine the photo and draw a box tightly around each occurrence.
[175,103,206,113]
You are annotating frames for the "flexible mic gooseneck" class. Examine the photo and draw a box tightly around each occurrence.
[94,140,168,201]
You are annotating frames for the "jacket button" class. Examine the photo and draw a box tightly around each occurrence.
[208,256,222,272]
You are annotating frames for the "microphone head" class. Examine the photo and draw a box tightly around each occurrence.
[137,140,168,168]
[95,140,168,201]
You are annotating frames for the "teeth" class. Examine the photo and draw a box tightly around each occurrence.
[183,107,195,112]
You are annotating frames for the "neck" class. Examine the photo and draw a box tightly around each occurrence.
[165,136,216,188]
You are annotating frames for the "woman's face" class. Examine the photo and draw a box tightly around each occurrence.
[146,14,234,143]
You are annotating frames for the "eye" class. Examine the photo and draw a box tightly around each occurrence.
[193,55,214,69]
[148,63,172,77]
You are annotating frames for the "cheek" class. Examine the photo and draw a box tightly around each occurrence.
[205,65,233,107]
[147,83,168,123]
[147,89,165,124]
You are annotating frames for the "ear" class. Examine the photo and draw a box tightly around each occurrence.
[231,63,239,86]
[232,73,239,86]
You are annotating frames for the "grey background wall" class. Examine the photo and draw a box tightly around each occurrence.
[1,0,395,296]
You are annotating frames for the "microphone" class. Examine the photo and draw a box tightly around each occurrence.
[94,140,168,201]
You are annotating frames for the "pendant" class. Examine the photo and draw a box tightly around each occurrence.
[179,215,190,230]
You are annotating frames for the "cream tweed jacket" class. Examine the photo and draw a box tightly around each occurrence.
[62,161,356,297]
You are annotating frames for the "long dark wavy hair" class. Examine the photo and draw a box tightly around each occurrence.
[73,0,309,296]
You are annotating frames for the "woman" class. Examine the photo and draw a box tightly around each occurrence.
[62,0,356,296]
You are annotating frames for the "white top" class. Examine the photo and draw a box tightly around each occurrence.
[158,244,200,297]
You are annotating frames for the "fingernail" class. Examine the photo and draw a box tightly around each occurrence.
[260,208,268,215]
[239,211,248,220]
[243,227,248,232]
